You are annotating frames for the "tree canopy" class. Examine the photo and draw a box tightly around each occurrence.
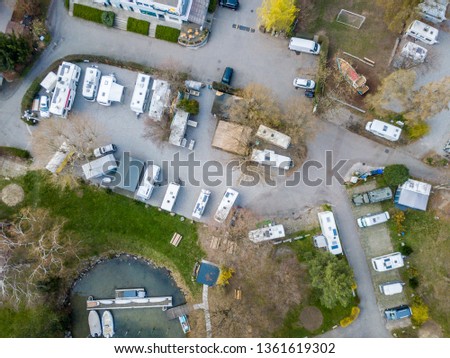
[257,0,299,33]
[308,251,354,309]
[0,32,32,72]
[384,164,410,187]
[376,0,421,33]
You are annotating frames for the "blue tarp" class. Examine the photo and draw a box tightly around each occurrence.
[196,261,220,287]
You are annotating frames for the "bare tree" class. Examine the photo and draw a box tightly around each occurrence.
[155,59,189,93]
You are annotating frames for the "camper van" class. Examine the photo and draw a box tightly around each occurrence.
[365,120,402,141]
[371,252,404,272]
[136,164,161,201]
[379,281,404,296]
[192,189,211,220]
[405,20,439,45]
[288,38,321,55]
[161,182,180,212]
[357,211,390,228]
[82,66,101,102]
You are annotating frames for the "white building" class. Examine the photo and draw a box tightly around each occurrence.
[417,1,448,23]
[130,73,152,115]
[371,252,404,272]
[251,149,293,170]
[169,110,189,147]
[365,119,402,141]
[40,71,57,93]
[136,164,161,200]
[45,142,72,174]
[256,125,291,149]
[161,182,181,212]
[317,211,343,255]
[82,66,102,102]
[248,224,285,243]
[49,62,81,117]
[405,20,439,45]
[97,74,124,106]
[401,42,428,63]
[192,189,211,220]
[149,79,171,121]
[82,154,118,180]
[394,179,432,211]
[214,188,239,223]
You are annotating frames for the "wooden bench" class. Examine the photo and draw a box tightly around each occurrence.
[170,233,183,247]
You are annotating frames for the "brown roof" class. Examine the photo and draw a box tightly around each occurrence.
[212,120,252,156]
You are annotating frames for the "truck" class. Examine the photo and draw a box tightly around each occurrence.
[352,187,393,206]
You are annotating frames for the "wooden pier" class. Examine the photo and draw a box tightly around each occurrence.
[165,304,193,320]
[86,296,173,311]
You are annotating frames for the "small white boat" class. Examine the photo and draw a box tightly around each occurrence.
[88,310,102,338]
[102,311,115,338]
[179,315,191,334]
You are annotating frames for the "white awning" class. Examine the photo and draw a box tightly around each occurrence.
[109,83,124,102]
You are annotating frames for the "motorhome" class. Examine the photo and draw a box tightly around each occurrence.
[49,62,81,117]
[365,119,402,141]
[82,66,102,102]
[352,187,393,206]
[40,71,57,93]
[82,154,118,180]
[251,149,293,170]
[379,281,404,296]
[357,211,390,228]
[214,188,239,223]
[192,189,211,220]
[371,252,404,272]
[161,182,181,212]
[97,74,124,106]
[288,38,321,55]
[130,73,152,115]
[317,211,343,255]
[248,224,285,243]
[405,20,439,45]
[136,164,161,201]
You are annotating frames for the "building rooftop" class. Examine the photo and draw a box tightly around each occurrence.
[196,260,220,286]
[212,120,252,156]
[169,110,189,146]
[149,79,171,121]
[395,179,431,211]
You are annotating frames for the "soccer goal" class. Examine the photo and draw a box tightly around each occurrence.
[336,9,366,29]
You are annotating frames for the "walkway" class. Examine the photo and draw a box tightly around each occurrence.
[192,284,212,337]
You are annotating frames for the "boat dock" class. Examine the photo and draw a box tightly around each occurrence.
[165,304,193,320]
[86,295,173,311]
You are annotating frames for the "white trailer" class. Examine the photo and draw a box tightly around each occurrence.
[405,20,439,45]
[45,142,72,174]
[214,188,239,223]
[130,73,152,115]
[365,119,402,141]
[82,154,117,180]
[97,74,124,106]
[161,182,181,212]
[371,252,404,272]
[251,149,293,170]
[49,62,81,117]
[40,71,57,93]
[317,211,343,255]
[248,224,285,243]
[136,164,161,200]
[192,189,211,220]
[82,66,102,102]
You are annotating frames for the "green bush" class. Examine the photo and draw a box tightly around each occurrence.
[314,35,330,104]
[177,99,199,115]
[400,244,413,256]
[101,11,115,27]
[212,81,238,95]
[384,164,410,187]
[409,277,419,289]
[73,4,103,24]
[127,18,150,35]
[406,120,430,140]
[64,0,70,10]
[0,146,31,159]
[208,0,218,13]
[155,25,181,43]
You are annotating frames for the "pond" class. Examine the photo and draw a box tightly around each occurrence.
[70,255,185,338]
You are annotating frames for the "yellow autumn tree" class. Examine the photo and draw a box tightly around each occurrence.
[217,266,235,286]
[257,0,299,33]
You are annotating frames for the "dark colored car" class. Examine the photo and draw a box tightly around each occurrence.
[305,90,315,98]
[221,67,234,85]
[219,0,239,10]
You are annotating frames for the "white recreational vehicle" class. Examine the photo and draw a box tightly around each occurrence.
[49,62,81,117]
[251,149,293,170]
[161,182,181,212]
[371,252,404,272]
[379,281,404,296]
[97,74,124,106]
[248,224,285,243]
[365,119,402,141]
[288,38,321,55]
[317,211,343,255]
[82,154,118,180]
[136,164,161,201]
[214,188,239,223]
[192,189,211,220]
[417,1,447,23]
[405,20,439,45]
[130,73,152,115]
[40,71,57,93]
[82,66,102,102]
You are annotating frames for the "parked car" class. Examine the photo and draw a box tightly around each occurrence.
[293,78,316,90]
[39,95,50,118]
[93,144,117,158]
[219,0,239,10]
[305,90,315,98]
[222,67,234,85]
[384,305,412,320]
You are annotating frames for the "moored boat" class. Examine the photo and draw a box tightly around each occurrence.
[179,315,191,334]
[88,310,101,338]
[102,310,115,338]
[336,57,369,95]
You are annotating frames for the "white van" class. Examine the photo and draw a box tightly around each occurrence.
[288,38,321,55]
[136,164,161,201]
[365,119,402,141]
[405,20,439,45]
[379,281,404,296]
[357,211,390,228]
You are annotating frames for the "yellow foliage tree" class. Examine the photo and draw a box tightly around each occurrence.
[257,0,299,33]
[411,299,429,326]
[217,266,235,286]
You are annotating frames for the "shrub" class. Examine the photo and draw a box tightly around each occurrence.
[411,297,429,326]
[400,244,413,256]
[212,81,238,95]
[406,120,430,140]
[64,0,70,10]
[392,210,406,234]
[127,18,150,35]
[409,277,419,289]
[73,4,103,23]
[208,0,218,13]
[340,306,360,327]
[217,266,235,286]
[177,99,199,115]
[314,35,329,103]
[101,11,115,28]
[0,146,31,159]
[384,164,410,187]
[155,25,181,43]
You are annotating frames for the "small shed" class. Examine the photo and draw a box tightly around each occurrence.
[394,179,431,211]
[211,120,252,156]
[196,260,220,287]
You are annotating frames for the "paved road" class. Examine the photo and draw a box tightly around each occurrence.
[0,0,449,338]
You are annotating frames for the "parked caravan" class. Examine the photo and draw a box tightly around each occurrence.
[161,182,180,212]
[136,165,161,201]
[214,188,239,223]
[192,189,211,220]
[371,252,404,272]
[130,73,152,115]
[405,20,439,45]
[365,120,402,141]
[82,66,102,102]
[49,62,81,117]
[288,38,321,55]
[317,211,343,255]
[357,211,390,228]
[379,281,404,296]
[97,74,124,106]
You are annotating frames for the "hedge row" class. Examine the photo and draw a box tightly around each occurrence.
[73,4,103,23]
[314,34,329,105]
[127,18,150,36]
[212,81,238,95]
[0,146,31,159]
[208,0,218,13]
[340,306,360,328]
[155,25,181,43]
